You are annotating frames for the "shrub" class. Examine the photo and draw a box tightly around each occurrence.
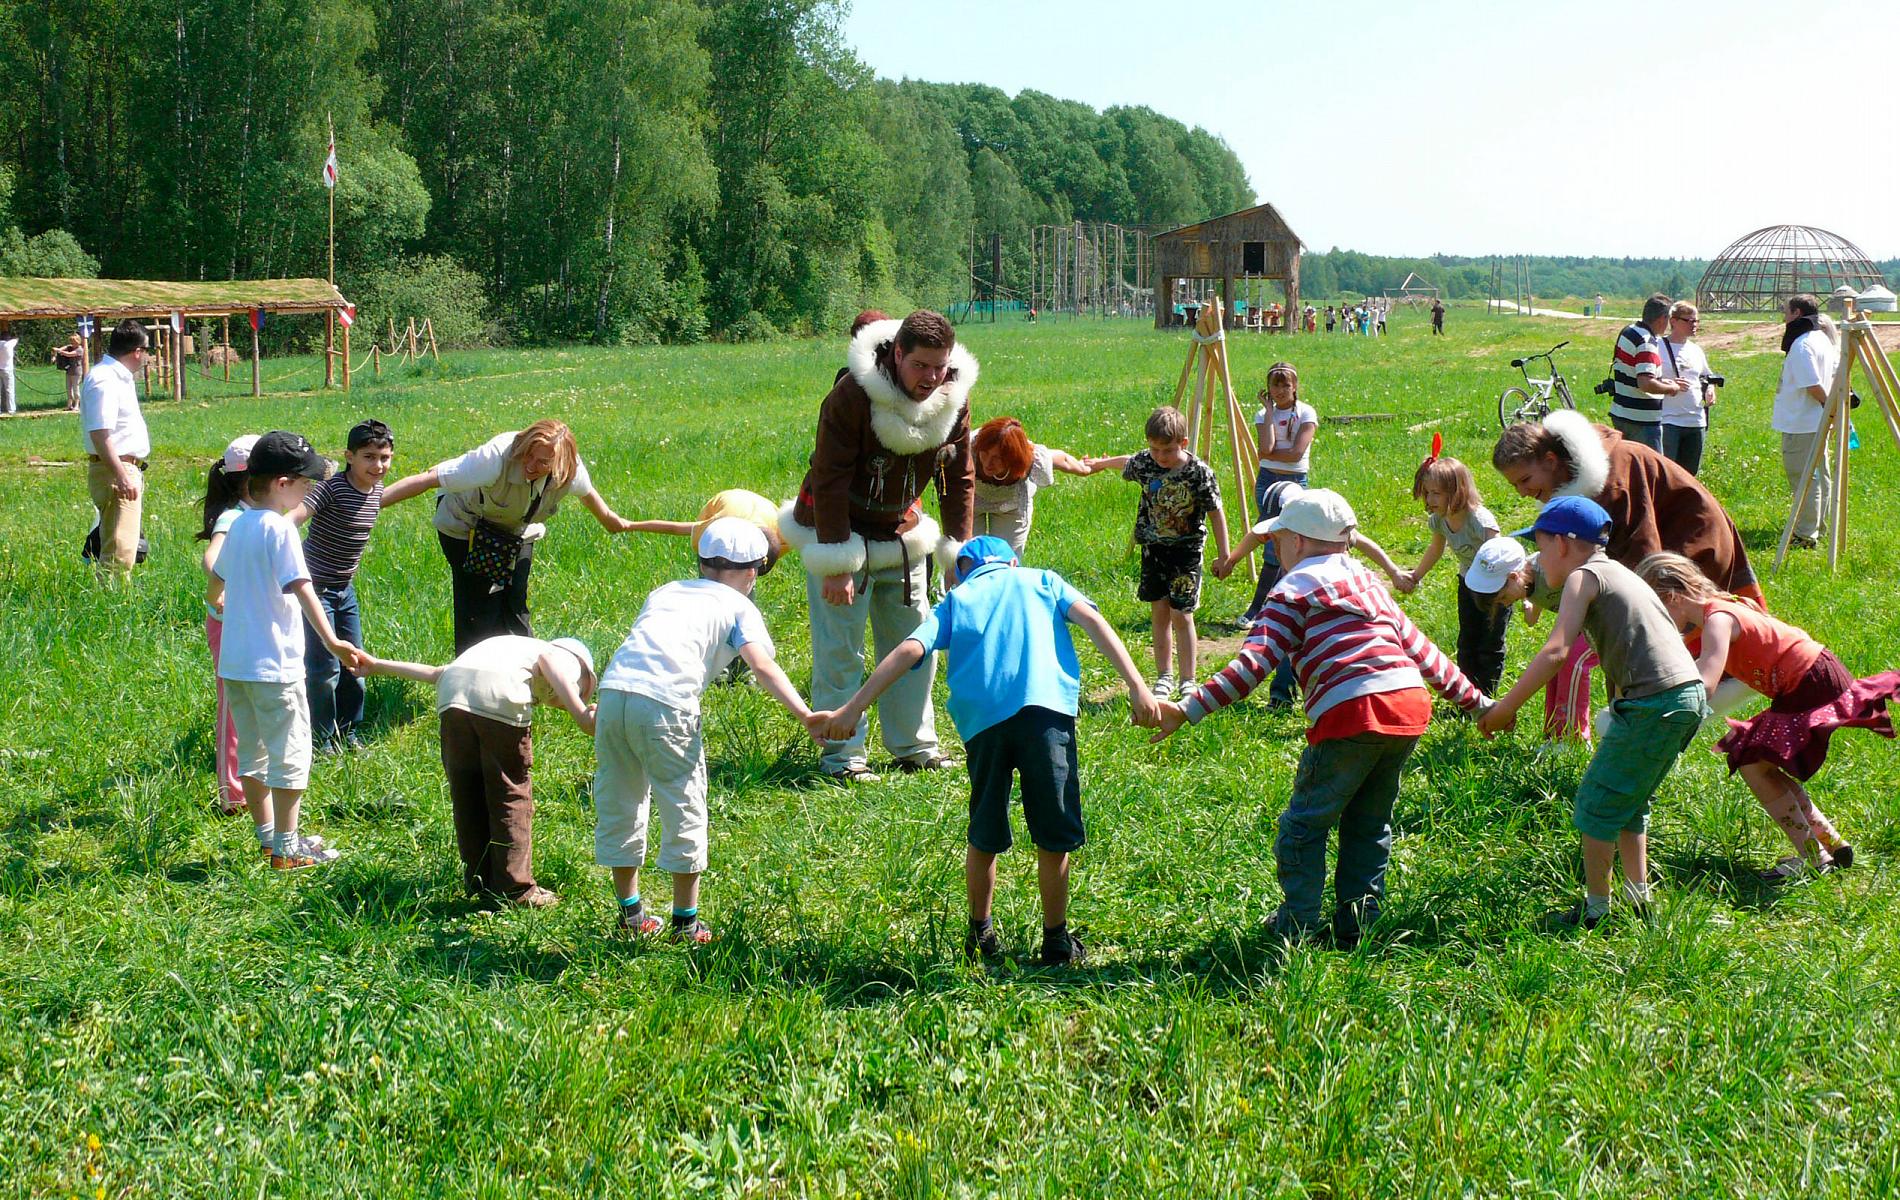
[348,255,494,349]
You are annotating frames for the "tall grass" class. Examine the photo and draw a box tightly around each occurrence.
[1,309,1896,1196]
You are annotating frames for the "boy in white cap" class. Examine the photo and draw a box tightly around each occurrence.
[592,517,820,942]
[355,633,597,907]
[1153,489,1490,946]
[1464,535,1599,746]
[817,536,1159,965]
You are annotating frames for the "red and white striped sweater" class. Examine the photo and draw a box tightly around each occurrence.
[1183,553,1488,725]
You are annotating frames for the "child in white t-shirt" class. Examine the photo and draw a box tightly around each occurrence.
[198,434,257,816]
[1253,362,1317,492]
[592,518,820,941]
[214,432,366,869]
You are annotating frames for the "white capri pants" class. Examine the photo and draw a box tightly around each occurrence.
[592,690,708,874]
[224,678,312,790]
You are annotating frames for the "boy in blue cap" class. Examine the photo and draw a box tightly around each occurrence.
[1478,496,1708,929]
[815,536,1159,965]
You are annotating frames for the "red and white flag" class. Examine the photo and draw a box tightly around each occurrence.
[322,138,338,189]
[338,303,356,329]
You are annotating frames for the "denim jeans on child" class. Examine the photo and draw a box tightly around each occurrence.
[1274,731,1420,938]
[304,580,364,745]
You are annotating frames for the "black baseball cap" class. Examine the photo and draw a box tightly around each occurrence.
[249,431,330,480]
[347,419,394,450]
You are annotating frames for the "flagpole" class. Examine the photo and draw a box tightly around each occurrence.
[325,111,336,389]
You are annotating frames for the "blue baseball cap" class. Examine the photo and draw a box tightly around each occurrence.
[1510,495,1612,545]
[954,536,1019,581]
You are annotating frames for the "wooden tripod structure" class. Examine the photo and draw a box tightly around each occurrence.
[1172,298,1258,581]
[1773,314,1900,574]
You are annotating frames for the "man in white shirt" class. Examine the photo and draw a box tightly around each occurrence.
[1771,294,1838,548]
[80,320,152,579]
[0,322,17,415]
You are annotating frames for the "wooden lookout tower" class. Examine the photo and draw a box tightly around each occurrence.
[1151,203,1303,331]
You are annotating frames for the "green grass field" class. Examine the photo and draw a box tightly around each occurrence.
[3,308,1898,1197]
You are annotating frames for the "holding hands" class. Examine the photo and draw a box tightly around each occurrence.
[1147,700,1189,743]
[1474,700,1514,738]
[802,709,855,744]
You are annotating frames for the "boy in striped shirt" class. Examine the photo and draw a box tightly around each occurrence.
[1152,489,1491,946]
[293,419,399,749]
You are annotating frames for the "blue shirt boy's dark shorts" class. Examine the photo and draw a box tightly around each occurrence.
[1137,540,1203,612]
[965,705,1084,855]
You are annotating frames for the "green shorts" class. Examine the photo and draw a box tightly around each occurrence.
[1572,680,1707,842]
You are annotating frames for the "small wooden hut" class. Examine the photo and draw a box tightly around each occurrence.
[1151,203,1302,331]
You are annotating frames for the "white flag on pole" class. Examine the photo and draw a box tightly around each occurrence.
[322,139,338,189]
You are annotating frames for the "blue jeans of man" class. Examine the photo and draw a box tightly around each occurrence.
[304,580,364,745]
[1660,424,1704,476]
[1274,730,1420,938]
[1609,413,1663,452]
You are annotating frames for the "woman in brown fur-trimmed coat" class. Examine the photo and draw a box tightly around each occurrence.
[1493,409,1764,607]
[780,311,976,782]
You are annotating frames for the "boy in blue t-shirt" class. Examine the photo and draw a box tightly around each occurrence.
[814,537,1159,965]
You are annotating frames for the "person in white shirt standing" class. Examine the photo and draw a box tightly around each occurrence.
[0,321,18,415]
[1657,301,1720,476]
[79,320,153,581]
[1772,293,1839,549]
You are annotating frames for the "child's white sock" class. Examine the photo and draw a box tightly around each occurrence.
[1621,879,1652,907]
[274,826,298,856]
[1584,893,1611,920]
[255,823,274,849]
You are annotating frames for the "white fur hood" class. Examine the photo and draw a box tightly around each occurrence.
[846,318,979,455]
[1544,409,1610,498]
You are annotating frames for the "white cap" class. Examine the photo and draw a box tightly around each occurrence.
[1265,488,1356,541]
[1464,536,1528,595]
[698,516,770,564]
[1248,481,1306,536]
[547,637,594,685]
[222,434,260,473]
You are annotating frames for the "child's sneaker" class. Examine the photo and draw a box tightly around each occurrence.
[964,922,1003,962]
[617,902,663,935]
[1152,673,1176,703]
[508,885,560,909]
[1035,928,1087,967]
[292,834,340,864]
[270,849,321,871]
[670,915,713,945]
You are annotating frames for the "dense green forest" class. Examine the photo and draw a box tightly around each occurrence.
[1,1,1894,343]
[0,0,1249,344]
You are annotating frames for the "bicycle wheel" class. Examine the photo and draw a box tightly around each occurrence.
[1498,387,1542,427]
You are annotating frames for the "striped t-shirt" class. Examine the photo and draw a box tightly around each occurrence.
[1182,553,1486,734]
[303,474,383,586]
[1609,321,1663,423]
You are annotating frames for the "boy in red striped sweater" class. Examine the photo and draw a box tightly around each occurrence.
[1152,489,1491,945]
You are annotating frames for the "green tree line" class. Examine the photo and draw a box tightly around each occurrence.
[0,0,1250,344]
[1304,250,1900,306]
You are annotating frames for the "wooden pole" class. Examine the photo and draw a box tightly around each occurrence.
[325,312,336,389]
[222,317,230,381]
[372,345,381,378]
[425,318,439,361]
[406,318,419,360]
[250,320,261,398]
[1772,337,1851,574]
[341,318,351,391]
[174,316,186,403]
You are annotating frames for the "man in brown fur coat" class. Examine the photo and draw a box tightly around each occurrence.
[780,311,976,782]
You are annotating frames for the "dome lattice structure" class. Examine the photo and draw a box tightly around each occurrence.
[1696,225,1886,313]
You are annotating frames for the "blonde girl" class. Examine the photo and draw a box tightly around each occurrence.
[1393,447,1507,693]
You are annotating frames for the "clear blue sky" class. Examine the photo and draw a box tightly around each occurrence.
[843,0,1900,259]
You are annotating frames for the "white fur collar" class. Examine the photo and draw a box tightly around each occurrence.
[1545,409,1609,498]
[847,318,978,455]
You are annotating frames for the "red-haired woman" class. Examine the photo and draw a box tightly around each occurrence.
[971,416,1094,555]
[383,419,637,651]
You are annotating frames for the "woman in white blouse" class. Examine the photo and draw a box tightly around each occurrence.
[383,419,635,650]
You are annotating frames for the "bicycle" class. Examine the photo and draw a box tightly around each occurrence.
[1497,340,1579,427]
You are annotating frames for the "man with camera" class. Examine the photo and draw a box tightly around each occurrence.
[1605,293,1689,452]
[1655,301,1721,475]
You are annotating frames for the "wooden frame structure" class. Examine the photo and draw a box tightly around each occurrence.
[1773,313,1900,574]
[0,276,353,399]
[1152,203,1302,332]
[1168,297,1256,580]
[1386,271,1442,309]
[1026,222,1154,320]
